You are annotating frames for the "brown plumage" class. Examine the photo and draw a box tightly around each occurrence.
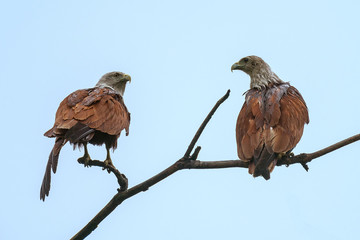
[40,72,131,201]
[231,56,309,179]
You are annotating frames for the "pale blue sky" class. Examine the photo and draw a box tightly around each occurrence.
[1,1,360,239]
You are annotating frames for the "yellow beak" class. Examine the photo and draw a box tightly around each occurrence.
[231,62,242,72]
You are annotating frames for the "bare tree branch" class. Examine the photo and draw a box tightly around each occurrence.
[183,89,230,159]
[180,132,360,170]
[77,158,128,191]
[277,133,360,168]
[71,89,360,240]
[71,90,231,240]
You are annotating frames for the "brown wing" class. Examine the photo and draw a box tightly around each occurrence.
[45,88,130,137]
[44,89,90,137]
[236,90,264,161]
[264,86,309,153]
[71,88,130,136]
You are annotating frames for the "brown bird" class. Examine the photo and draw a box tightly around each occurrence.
[40,71,131,201]
[231,56,309,180]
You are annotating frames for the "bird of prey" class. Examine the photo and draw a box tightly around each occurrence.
[231,56,309,179]
[40,71,131,201]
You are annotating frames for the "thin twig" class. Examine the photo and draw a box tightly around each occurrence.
[183,89,230,159]
[78,159,128,191]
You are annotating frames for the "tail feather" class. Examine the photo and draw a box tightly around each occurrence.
[40,138,64,201]
[252,145,276,180]
[64,122,95,143]
[51,137,64,173]
[40,157,52,201]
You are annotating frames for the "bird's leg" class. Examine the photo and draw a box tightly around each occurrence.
[276,151,294,167]
[77,143,92,167]
[103,145,115,172]
[277,152,286,159]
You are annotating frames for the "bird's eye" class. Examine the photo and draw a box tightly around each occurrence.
[114,72,120,77]
[243,58,249,63]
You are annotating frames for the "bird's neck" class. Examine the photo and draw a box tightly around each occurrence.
[95,82,127,97]
[114,82,127,96]
[250,67,284,89]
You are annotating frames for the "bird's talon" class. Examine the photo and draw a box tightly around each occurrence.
[103,159,115,173]
[78,156,92,167]
[104,159,114,167]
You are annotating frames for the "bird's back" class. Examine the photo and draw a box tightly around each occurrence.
[45,87,130,142]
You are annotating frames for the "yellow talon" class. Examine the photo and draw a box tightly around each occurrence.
[77,143,92,167]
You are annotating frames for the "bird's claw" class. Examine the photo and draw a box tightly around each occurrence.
[78,155,92,167]
[103,159,115,173]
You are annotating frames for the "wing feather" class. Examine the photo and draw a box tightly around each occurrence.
[269,86,309,153]
[44,89,89,137]
[45,88,130,138]
[75,93,130,135]
[71,88,130,135]
[236,90,264,161]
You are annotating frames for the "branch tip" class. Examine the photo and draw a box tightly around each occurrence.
[301,163,309,172]
[189,146,201,160]
[183,90,231,158]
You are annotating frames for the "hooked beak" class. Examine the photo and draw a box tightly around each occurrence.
[231,62,242,72]
[123,74,131,83]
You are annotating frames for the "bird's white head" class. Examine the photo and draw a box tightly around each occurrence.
[231,55,283,89]
[96,71,131,96]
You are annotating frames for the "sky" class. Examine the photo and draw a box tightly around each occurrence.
[1,0,360,239]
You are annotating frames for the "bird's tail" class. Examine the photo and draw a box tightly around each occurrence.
[40,137,65,201]
[64,122,95,143]
[250,146,277,180]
